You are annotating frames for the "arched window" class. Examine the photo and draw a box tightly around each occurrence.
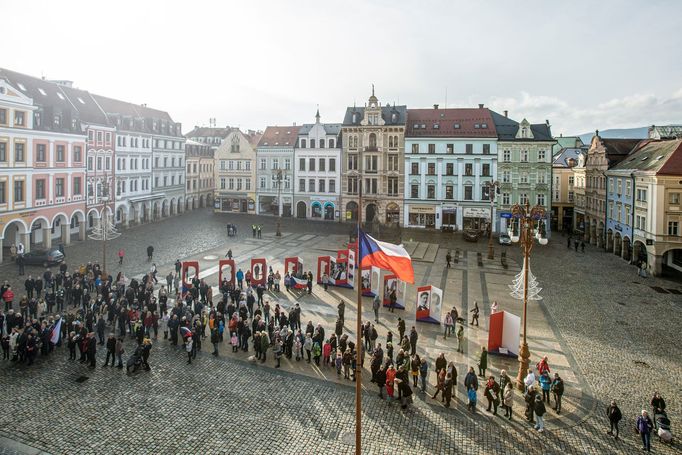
[310,139,316,148]
[369,133,377,148]
[329,138,335,148]
[319,139,325,148]
[300,139,307,148]
[388,136,394,148]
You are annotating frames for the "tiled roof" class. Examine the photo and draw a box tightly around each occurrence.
[610,139,682,175]
[58,85,110,126]
[342,105,407,126]
[186,126,234,138]
[257,126,301,147]
[298,123,342,135]
[92,94,180,136]
[405,108,497,138]
[600,138,642,157]
[490,110,554,141]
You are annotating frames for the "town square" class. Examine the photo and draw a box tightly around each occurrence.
[1,1,681,454]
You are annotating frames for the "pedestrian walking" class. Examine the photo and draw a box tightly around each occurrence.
[446,251,452,268]
[606,400,622,439]
[409,326,418,356]
[443,312,454,339]
[146,245,154,261]
[16,255,25,276]
[477,346,487,377]
[118,249,125,265]
[456,325,464,353]
[419,358,428,392]
[470,301,479,326]
[580,241,585,253]
[372,294,380,323]
[636,410,653,451]
[337,300,345,323]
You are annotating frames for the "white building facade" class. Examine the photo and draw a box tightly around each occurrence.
[256,126,299,217]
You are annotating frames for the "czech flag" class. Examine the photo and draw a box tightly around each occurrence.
[358,229,414,284]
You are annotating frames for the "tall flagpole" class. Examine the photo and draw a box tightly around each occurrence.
[355,158,363,454]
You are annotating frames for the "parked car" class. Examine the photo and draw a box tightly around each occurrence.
[18,248,64,267]
[498,233,512,245]
[463,229,480,242]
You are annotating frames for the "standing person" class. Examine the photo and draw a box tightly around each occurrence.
[87,333,97,368]
[115,337,124,368]
[337,300,345,324]
[551,373,564,413]
[464,366,478,397]
[372,294,380,323]
[539,371,552,405]
[650,391,666,427]
[606,401,622,439]
[502,382,514,420]
[443,312,454,339]
[376,363,387,399]
[16,254,25,276]
[534,395,546,432]
[456,325,464,353]
[443,372,454,408]
[536,356,551,375]
[118,249,125,265]
[185,336,193,364]
[211,327,219,356]
[445,251,452,268]
[398,318,405,341]
[321,273,329,291]
[580,241,585,253]
[389,288,397,313]
[477,346,487,377]
[418,358,429,392]
[104,334,117,366]
[484,375,501,415]
[470,301,479,326]
[409,326,418,356]
[146,245,154,262]
[636,410,653,452]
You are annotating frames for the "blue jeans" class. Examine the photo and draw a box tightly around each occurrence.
[640,431,650,450]
[420,375,427,392]
[535,415,544,430]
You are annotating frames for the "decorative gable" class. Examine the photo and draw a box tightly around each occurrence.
[0,81,34,106]
[515,119,534,139]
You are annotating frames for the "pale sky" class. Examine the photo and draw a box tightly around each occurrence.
[3,0,681,136]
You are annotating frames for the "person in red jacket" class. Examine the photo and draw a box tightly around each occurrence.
[3,286,14,312]
[536,356,551,376]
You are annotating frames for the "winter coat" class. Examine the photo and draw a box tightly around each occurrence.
[607,405,622,423]
[503,386,513,407]
[534,399,546,417]
[464,372,478,391]
[539,373,552,391]
[636,415,653,434]
[478,350,487,370]
[551,378,564,396]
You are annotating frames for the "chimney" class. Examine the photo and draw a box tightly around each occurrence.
[478,103,484,109]
[293,122,296,126]
[546,119,550,126]
[504,110,508,118]
[433,104,439,110]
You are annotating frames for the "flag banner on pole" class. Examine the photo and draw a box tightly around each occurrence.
[290,276,308,289]
[358,230,414,284]
[50,318,62,345]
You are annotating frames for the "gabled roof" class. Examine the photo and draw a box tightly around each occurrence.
[298,123,342,135]
[554,136,584,149]
[257,126,301,147]
[610,139,682,175]
[600,138,642,157]
[405,108,497,138]
[58,85,110,126]
[185,126,234,138]
[342,104,407,126]
[92,94,175,123]
[553,147,586,168]
[489,110,554,141]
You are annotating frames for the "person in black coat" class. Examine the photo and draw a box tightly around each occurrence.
[87,333,97,367]
[104,334,117,366]
[376,364,387,399]
[607,401,623,439]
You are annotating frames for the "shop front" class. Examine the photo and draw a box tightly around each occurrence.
[407,204,437,228]
[462,207,490,232]
[217,193,255,213]
[441,205,457,230]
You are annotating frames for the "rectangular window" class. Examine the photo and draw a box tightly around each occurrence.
[388,177,398,195]
[568,191,574,202]
[617,180,622,195]
[14,111,25,126]
[272,158,278,169]
[56,178,65,197]
[482,186,490,201]
[538,150,546,161]
[464,185,473,200]
[73,177,81,195]
[285,158,290,170]
[445,185,453,199]
[483,144,491,155]
[36,144,47,162]
[220,178,226,190]
[347,177,358,194]
[14,180,24,202]
[329,158,336,172]
[0,142,6,162]
[0,181,5,204]
[35,179,46,199]
[538,172,546,184]
[482,163,490,176]
[669,193,680,205]
[519,193,528,204]
[236,179,242,191]
[503,150,510,162]
[465,163,473,176]
[411,144,419,154]
[228,160,234,170]
[568,176,575,187]
[319,179,326,192]
[365,155,378,172]
[427,163,436,175]
[502,171,510,183]
[0,109,6,125]
[521,150,528,162]
[668,221,679,236]
[446,144,454,154]
[445,163,454,175]
[228,178,234,190]
[245,179,251,190]
[411,163,419,175]
[299,158,305,171]
[319,159,326,171]
[299,179,305,192]
[427,184,435,199]
[428,144,435,154]
[410,184,419,199]
[260,158,266,170]
[637,189,647,202]
[364,178,378,194]
[520,173,528,184]
[309,158,315,171]
[465,144,473,154]
[309,178,315,192]
[537,193,545,206]
[15,143,25,162]
[329,179,335,193]
[73,146,82,162]
[56,145,65,162]
[502,193,510,205]
[388,154,399,171]
[347,154,357,170]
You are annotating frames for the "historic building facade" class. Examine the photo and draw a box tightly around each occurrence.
[493,112,555,235]
[294,110,341,220]
[551,145,586,232]
[214,128,260,214]
[341,90,406,225]
[608,139,682,276]
[0,68,88,259]
[256,126,299,216]
[185,139,214,210]
[583,134,640,247]
[404,106,498,231]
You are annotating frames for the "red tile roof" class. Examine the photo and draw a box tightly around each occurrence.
[657,140,682,175]
[406,108,497,138]
[258,126,301,147]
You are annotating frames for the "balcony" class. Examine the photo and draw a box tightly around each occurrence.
[364,146,379,152]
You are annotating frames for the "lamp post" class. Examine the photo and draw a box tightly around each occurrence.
[276,169,282,237]
[509,201,547,391]
[486,181,500,260]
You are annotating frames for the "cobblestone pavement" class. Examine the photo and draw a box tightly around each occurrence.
[0,213,680,454]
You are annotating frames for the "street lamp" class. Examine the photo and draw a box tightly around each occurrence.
[276,169,282,237]
[486,181,500,260]
[509,201,547,391]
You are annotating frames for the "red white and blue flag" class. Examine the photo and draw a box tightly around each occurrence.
[50,318,62,345]
[358,229,414,284]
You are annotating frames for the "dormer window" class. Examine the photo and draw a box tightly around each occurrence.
[433,124,440,129]
[17,83,26,91]
[454,123,460,129]
[38,88,47,96]
[56,92,65,100]
[474,124,480,129]
[481,123,487,128]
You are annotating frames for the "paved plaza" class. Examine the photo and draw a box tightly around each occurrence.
[0,209,680,454]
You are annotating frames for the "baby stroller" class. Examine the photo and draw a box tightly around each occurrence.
[657,413,673,444]
[126,346,143,374]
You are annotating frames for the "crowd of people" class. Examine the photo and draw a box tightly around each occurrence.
[0,247,674,450]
